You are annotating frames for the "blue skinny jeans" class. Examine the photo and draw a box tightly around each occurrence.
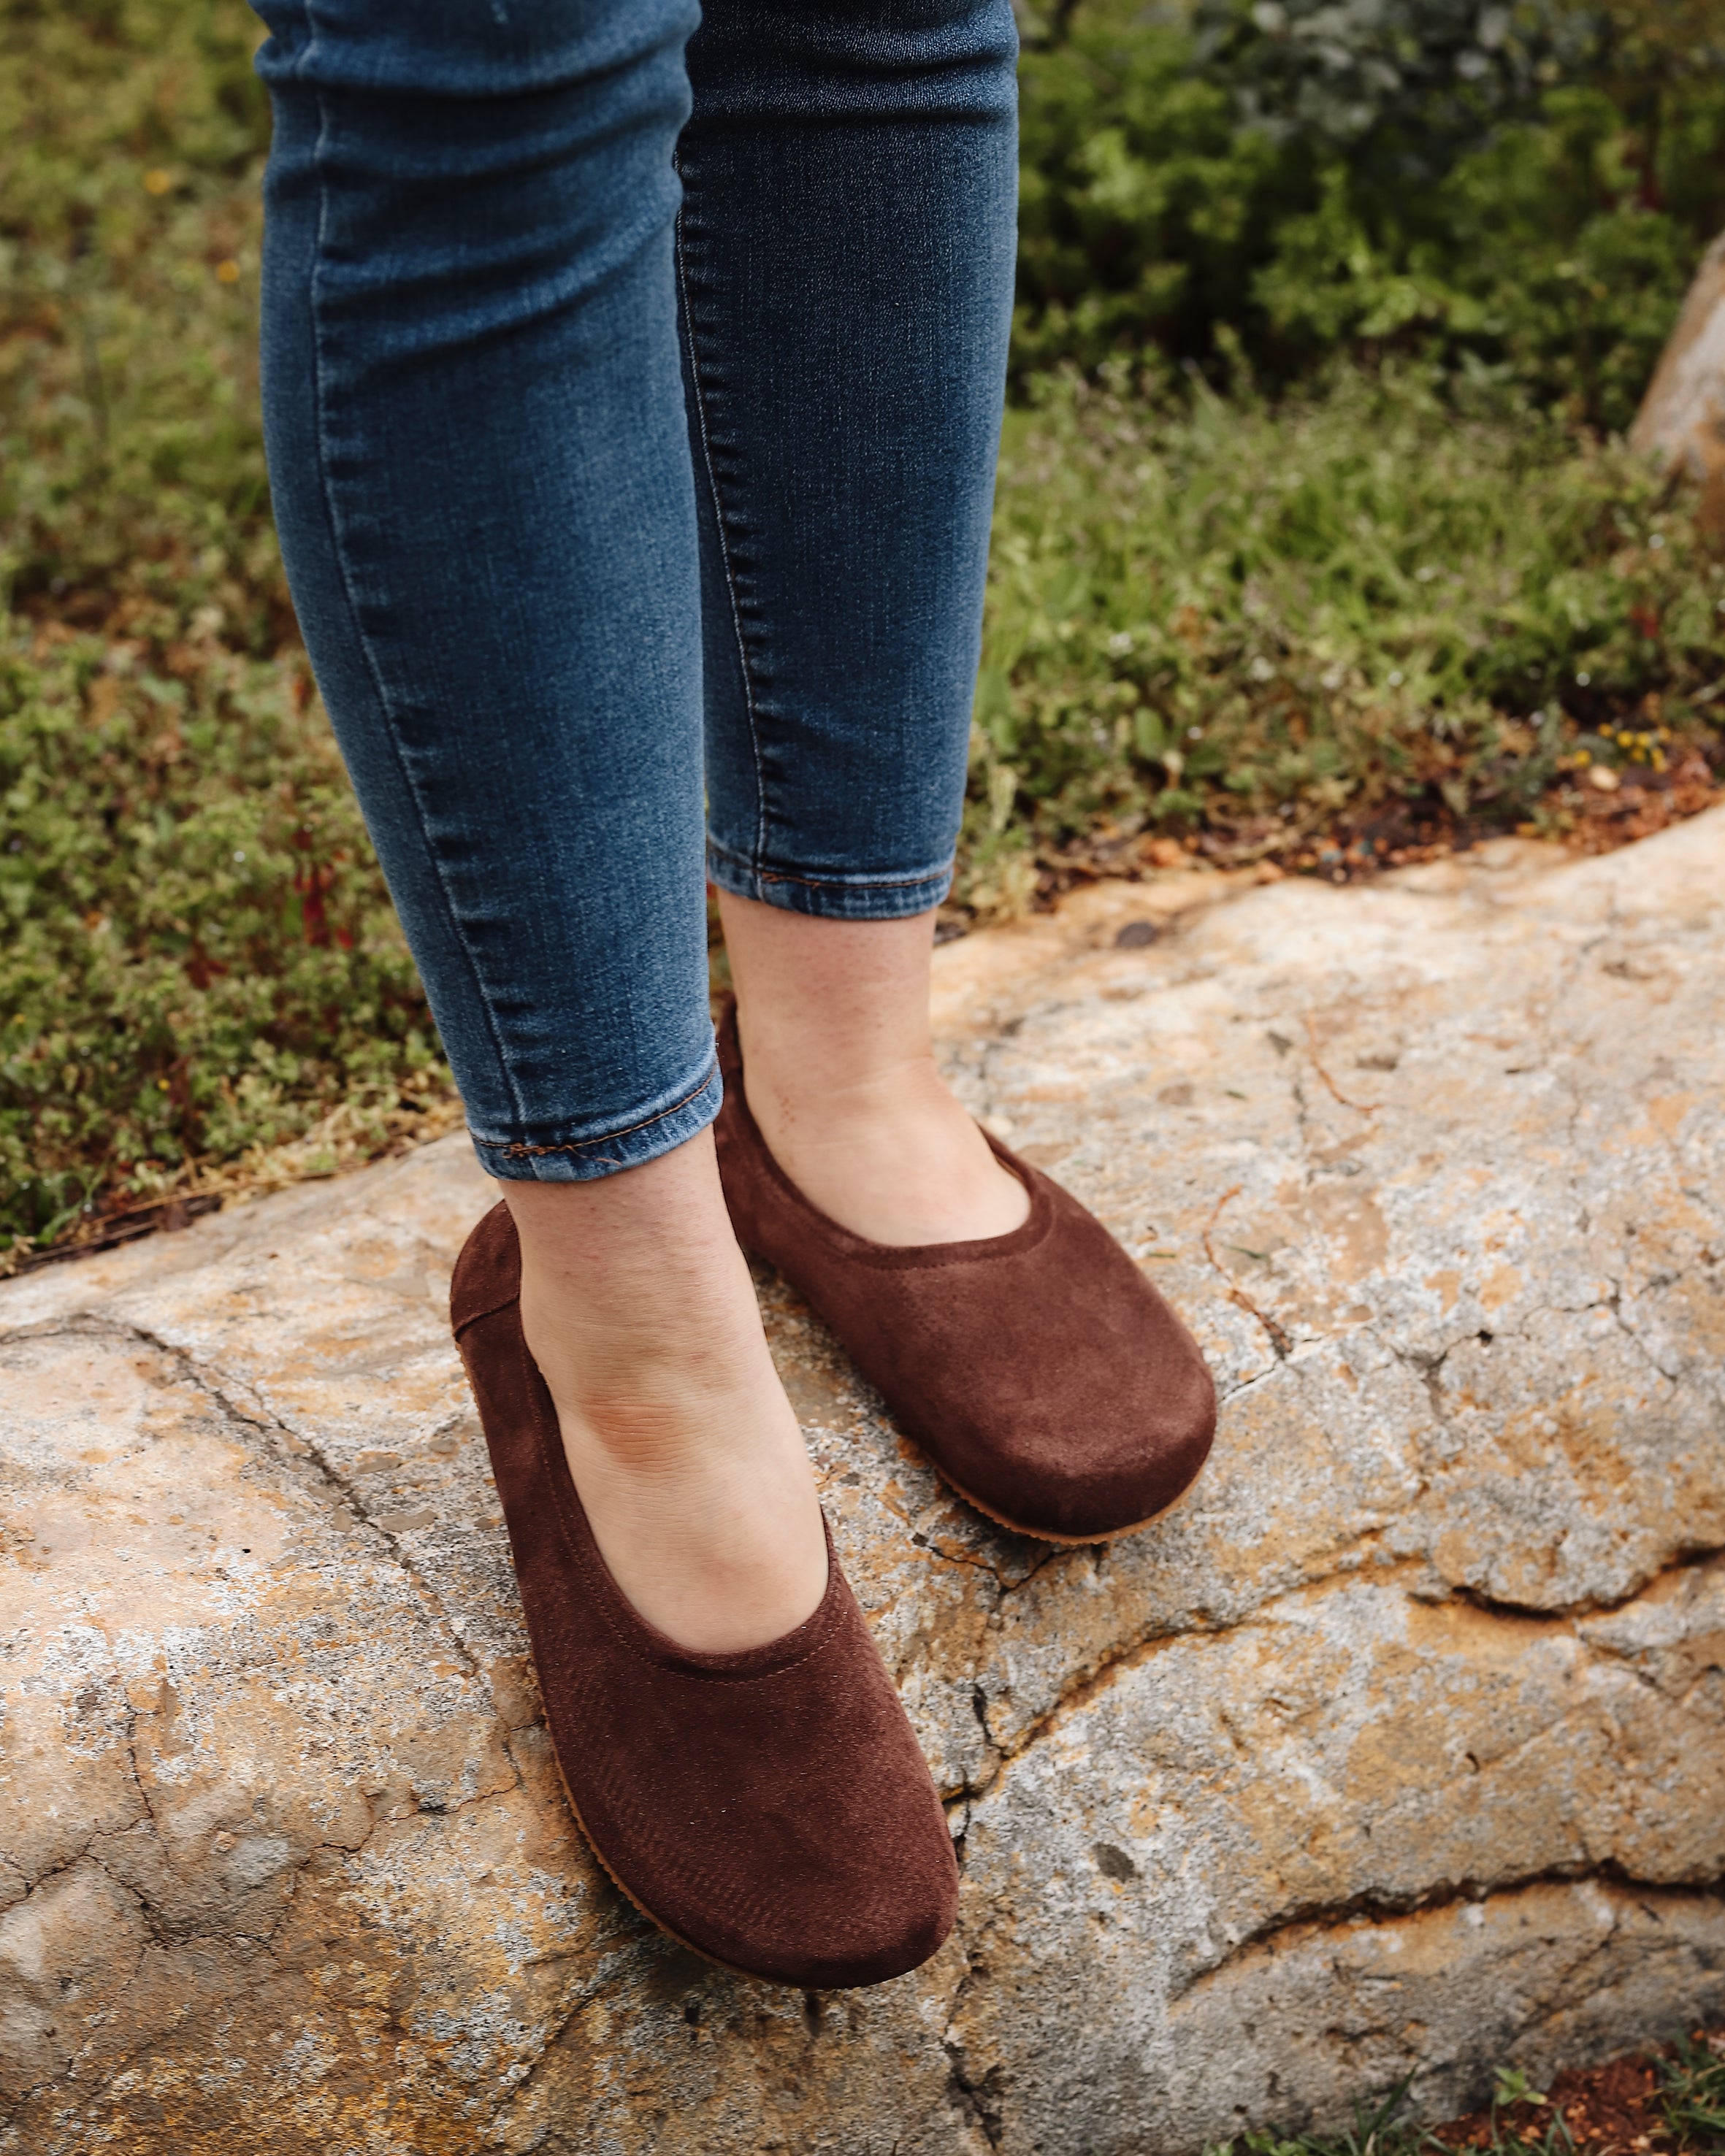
[253,0,1018,1181]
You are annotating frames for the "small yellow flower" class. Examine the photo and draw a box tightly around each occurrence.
[143,168,173,196]
[215,258,240,284]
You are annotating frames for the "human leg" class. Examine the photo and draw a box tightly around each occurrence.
[677,0,1027,1240]
[254,0,961,1988]
[502,1138,823,1651]
[253,0,822,1650]
[718,893,1027,1243]
[678,0,1020,918]
[680,3,1216,1539]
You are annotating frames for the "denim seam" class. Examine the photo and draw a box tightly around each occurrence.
[705,837,954,895]
[300,22,529,1131]
[752,865,952,894]
[472,1056,718,1161]
[671,163,769,877]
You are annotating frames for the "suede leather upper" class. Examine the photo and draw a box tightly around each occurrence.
[452,1202,959,1988]
[713,1000,1216,1541]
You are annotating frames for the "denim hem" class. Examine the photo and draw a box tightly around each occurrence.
[467,1054,721,1184]
[706,838,952,921]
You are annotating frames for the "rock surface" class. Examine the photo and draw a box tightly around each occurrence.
[2,813,1723,2155]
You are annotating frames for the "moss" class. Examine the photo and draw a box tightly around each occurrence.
[964,361,1724,910]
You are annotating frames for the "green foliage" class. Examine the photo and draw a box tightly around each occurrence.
[0,632,447,1250]
[1191,0,1588,160]
[1491,2068,1549,2110]
[1015,0,1725,427]
[0,0,279,628]
[0,0,448,1255]
[1659,2033,1725,2144]
[963,359,1725,902]
[1015,12,1292,379]
[3,0,1723,1247]
[1203,2076,1438,2156]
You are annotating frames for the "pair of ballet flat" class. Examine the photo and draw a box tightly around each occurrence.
[451,1000,1215,1988]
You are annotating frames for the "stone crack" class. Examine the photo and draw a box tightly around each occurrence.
[105,1313,487,1684]
[1174,1865,1725,2003]
[942,1948,1004,2151]
[981,1538,1725,1779]
[1202,1184,1293,1359]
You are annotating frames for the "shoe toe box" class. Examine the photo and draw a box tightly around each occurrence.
[917,1246,1217,1541]
[578,1585,960,1991]
[685,1695,960,1987]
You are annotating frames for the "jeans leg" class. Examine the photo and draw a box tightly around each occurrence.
[678,0,1019,920]
[254,0,719,1181]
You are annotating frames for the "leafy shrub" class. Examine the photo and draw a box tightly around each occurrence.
[960,360,1725,907]
[1014,12,1288,380]
[1015,0,1725,427]
[0,629,448,1251]
[1189,0,1591,161]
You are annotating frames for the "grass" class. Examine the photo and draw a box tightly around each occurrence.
[963,360,1725,911]
[1,628,456,1254]
[0,0,456,1257]
[1202,2037,1725,2156]
[3,0,1724,1262]
[1661,2035,1725,2144]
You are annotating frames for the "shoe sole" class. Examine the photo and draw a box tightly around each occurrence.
[920,1446,1202,1545]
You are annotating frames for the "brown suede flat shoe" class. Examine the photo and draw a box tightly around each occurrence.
[713,999,1216,1544]
[451,1202,958,1990]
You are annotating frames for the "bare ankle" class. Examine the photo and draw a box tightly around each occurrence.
[505,1132,766,1406]
[497,1132,827,1651]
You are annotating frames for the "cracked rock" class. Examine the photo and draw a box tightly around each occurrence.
[2,813,1723,2154]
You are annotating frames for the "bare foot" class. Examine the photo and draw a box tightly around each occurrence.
[502,1135,827,1654]
[718,891,1030,1247]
